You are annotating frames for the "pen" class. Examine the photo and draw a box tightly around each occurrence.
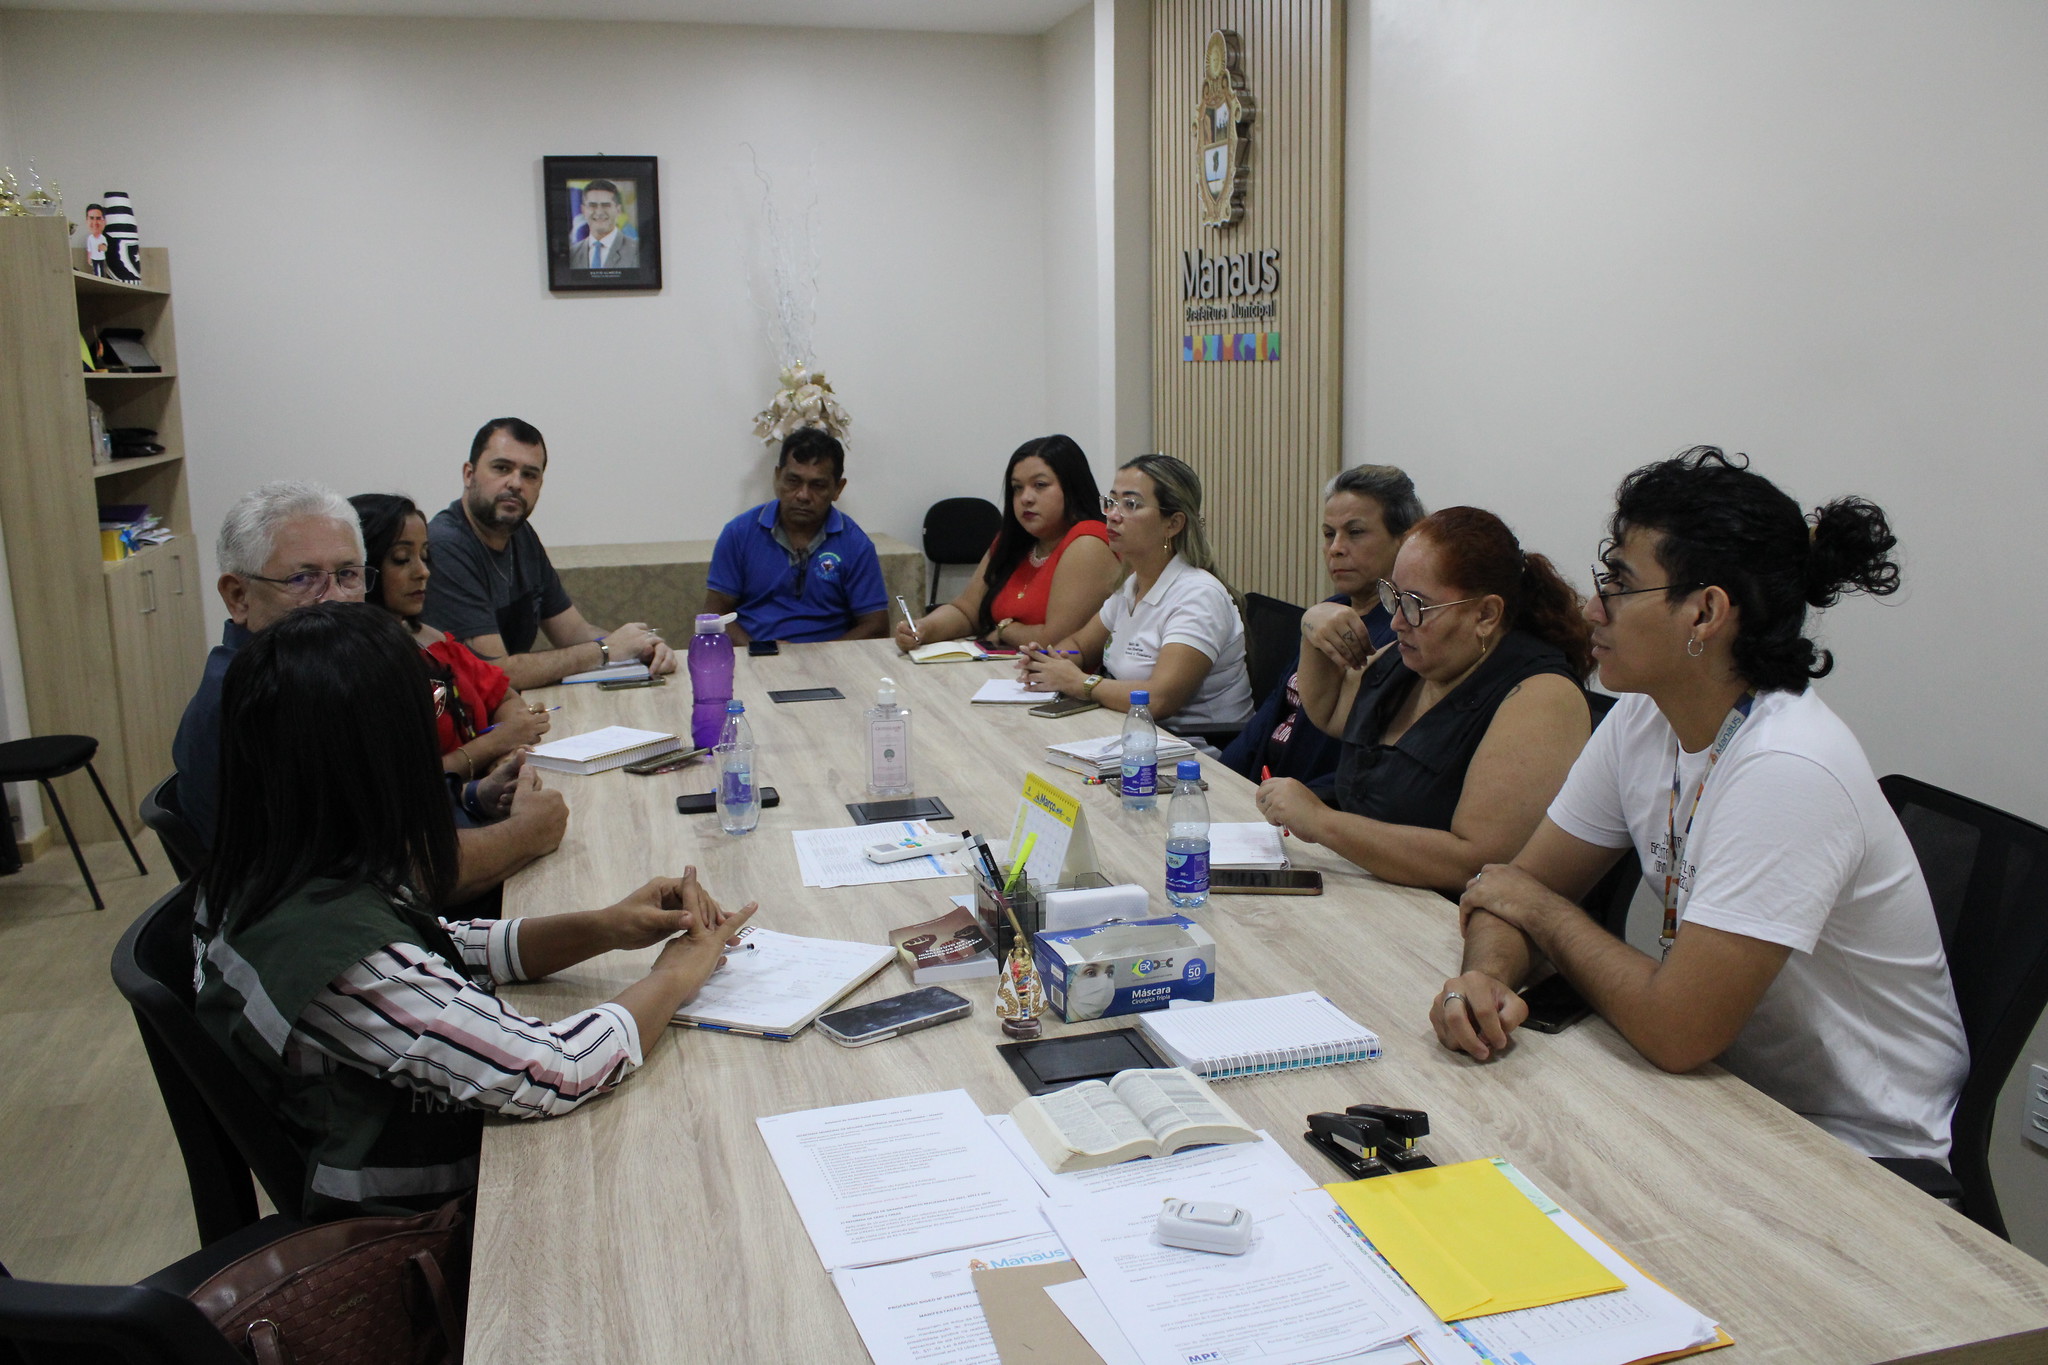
[1261,766,1291,838]
[529,704,562,714]
[896,595,922,645]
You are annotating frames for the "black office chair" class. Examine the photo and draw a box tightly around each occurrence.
[110,881,308,1245]
[1241,592,1308,712]
[0,1214,302,1365]
[139,774,205,883]
[921,497,1002,612]
[0,736,147,911]
[1872,774,2048,1239]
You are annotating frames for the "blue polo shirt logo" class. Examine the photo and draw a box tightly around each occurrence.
[814,551,843,581]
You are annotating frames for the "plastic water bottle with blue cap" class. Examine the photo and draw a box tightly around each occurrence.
[1165,759,1210,910]
[715,699,759,836]
[1121,690,1158,812]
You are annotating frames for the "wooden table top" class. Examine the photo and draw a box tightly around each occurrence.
[470,640,2048,1365]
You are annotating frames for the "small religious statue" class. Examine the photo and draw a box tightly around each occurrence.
[994,944,1047,1040]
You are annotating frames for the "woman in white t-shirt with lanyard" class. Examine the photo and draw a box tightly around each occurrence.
[1434,447,1967,1163]
[1017,454,1253,737]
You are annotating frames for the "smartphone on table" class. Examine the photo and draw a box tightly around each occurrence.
[817,988,972,1047]
[624,748,703,776]
[1519,974,1593,1034]
[1211,869,1324,895]
[598,676,667,691]
[1029,695,1100,719]
[677,788,781,815]
[748,640,781,656]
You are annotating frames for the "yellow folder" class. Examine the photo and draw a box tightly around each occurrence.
[1327,1158,1624,1321]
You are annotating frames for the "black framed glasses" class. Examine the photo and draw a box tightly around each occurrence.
[244,565,376,599]
[1588,548,1702,609]
[1376,578,1479,628]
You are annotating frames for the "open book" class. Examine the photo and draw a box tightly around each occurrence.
[1007,1066,1255,1173]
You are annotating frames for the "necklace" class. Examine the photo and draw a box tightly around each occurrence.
[1029,543,1052,567]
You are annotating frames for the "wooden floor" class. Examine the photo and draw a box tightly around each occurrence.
[0,834,200,1285]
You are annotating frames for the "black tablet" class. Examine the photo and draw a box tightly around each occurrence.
[846,796,954,825]
[768,687,844,703]
[997,1027,1173,1095]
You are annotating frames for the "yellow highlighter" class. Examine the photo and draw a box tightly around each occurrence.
[1006,833,1039,894]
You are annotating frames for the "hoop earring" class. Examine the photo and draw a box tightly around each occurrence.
[1686,634,1704,658]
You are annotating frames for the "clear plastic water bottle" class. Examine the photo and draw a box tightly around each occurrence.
[688,612,737,751]
[866,677,913,796]
[1120,690,1158,813]
[715,699,759,836]
[1166,760,1210,910]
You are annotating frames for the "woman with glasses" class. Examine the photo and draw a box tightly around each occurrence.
[1255,507,1594,894]
[894,435,1121,651]
[352,494,551,792]
[1017,454,1253,733]
[196,604,756,1218]
[1220,465,1424,790]
[1434,449,1964,1165]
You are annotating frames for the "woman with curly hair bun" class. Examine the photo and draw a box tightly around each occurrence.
[1437,447,1966,1167]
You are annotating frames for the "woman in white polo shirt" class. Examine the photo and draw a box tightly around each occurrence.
[1017,454,1253,735]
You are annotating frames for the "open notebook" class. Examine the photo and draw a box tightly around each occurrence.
[671,926,894,1040]
[1137,992,1381,1079]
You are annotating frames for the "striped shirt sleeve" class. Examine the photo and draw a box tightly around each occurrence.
[291,940,644,1120]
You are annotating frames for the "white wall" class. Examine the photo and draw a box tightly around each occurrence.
[1350,0,2048,1262]
[1042,3,1100,457]
[0,10,1055,632]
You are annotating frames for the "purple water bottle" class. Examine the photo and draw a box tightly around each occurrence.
[688,613,737,751]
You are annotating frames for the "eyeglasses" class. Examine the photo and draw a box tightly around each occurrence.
[1588,556,1702,609]
[1100,494,1154,516]
[1377,579,1480,628]
[244,566,376,599]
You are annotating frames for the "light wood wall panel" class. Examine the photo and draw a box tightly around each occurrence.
[1152,0,1344,607]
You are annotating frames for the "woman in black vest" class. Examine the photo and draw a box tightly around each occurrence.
[195,603,755,1218]
[1254,507,1594,896]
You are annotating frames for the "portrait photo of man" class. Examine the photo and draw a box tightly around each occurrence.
[569,178,639,271]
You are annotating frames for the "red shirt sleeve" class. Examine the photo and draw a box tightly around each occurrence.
[423,637,512,751]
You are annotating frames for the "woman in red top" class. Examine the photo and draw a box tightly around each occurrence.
[894,435,1121,650]
[351,494,551,785]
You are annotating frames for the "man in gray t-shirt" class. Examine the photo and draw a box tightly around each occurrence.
[422,418,676,690]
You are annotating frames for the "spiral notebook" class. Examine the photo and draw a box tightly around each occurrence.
[1136,992,1381,1080]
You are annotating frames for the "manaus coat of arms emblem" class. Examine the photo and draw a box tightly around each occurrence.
[1193,29,1255,228]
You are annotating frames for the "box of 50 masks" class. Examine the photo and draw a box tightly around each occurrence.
[1032,916,1217,1023]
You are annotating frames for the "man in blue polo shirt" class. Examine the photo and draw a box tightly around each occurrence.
[704,428,889,644]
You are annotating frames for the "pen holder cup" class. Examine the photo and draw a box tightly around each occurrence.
[973,866,1107,956]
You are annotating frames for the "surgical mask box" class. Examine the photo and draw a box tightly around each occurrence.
[1032,915,1217,1023]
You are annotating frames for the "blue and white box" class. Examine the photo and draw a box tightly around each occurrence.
[1032,915,1217,1022]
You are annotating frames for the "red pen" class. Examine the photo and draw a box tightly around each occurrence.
[1260,765,1291,837]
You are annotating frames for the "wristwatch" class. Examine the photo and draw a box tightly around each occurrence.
[595,636,611,665]
[1081,673,1103,698]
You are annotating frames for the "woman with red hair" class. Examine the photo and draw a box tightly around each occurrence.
[1255,507,1594,895]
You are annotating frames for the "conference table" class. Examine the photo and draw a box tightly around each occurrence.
[469,640,2048,1365]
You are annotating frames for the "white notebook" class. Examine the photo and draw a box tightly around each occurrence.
[526,725,680,775]
[1209,822,1289,869]
[970,677,1046,704]
[672,926,894,1039]
[1137,992,1381,1080]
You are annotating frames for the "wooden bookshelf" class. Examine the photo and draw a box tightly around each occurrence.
[0,218,206,840]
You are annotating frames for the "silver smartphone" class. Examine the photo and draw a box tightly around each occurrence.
[816,987,972,1047]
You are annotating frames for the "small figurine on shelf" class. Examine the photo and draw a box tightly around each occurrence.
[83,203,108,275]
[994,944,1047,1040]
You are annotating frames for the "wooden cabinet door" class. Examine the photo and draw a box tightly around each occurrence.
[104,552,175,820]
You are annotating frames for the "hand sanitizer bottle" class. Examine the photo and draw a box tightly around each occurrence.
[866,677,913,796]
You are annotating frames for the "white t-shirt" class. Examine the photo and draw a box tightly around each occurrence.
[1548,688,1967,1162]
[1097,555,1253,731]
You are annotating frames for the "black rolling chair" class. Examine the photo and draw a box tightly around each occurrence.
[1872,774,2048,1240]
[0,1213,303,1365]
[111,881,307,1246]
[0,736,147,911]
[1241,592,1308,712]
[921,497,1002,612]
[139,774,206,883]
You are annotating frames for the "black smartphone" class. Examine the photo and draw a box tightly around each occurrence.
[817,988,971,1047]
[845,796,954,825]
[676,787,781,815]
[748,640,781,656]
[598,676,666,691]
[1519,974,1593,1034]
[1211,869,1325,895]
[768,687,844,703]
[1028,695,1100,719]
[624,748,703,776]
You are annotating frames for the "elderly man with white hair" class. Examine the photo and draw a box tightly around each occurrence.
[170,480,567,902]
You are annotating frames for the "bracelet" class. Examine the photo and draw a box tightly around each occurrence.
[462,780,485,820]
[456,746,475,781]
[595,636,610,665]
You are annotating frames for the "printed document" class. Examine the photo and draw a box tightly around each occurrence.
[794,820,964,888]
[830,1232,1070,1365]
[972,677,1048,703]
[1042,1186,1430,1365]
[757,1089,1048,1269]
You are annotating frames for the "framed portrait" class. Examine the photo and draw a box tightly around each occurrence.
[543,156,662,292]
